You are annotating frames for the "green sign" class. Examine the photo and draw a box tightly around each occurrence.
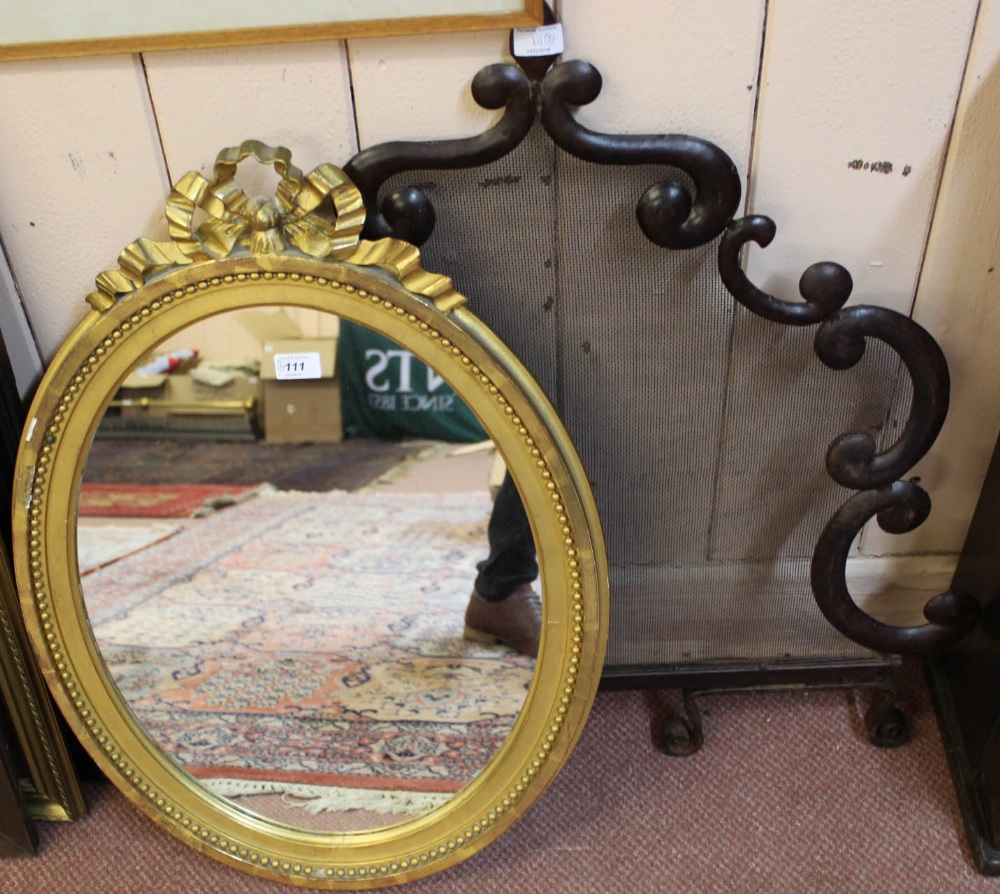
[338,320,487,442]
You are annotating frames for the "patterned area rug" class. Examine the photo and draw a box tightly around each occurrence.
[81,489,533,818]
[77,523,183,575]
[78,483,260,518]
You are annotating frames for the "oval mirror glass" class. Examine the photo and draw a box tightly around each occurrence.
[76,307,539,834]
[14,144,608,888]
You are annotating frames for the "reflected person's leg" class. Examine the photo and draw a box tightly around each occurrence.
[474,472,538,600]
[464,472,541,657]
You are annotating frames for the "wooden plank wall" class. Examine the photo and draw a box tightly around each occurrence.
[0,0,997,572]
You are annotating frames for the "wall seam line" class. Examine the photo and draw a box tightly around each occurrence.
[138,53,172,187]
[742,0,770,216]
[344,42,363,152]
[704,0,770,561]
[907,0,986,321]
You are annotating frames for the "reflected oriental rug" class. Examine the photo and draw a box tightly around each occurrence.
[78,483,259,518]
[82,488,534,817]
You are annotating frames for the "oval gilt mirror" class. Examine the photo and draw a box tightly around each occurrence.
[13,143,608,887]
[79,306,539,836]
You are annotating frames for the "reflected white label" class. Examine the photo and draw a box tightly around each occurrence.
[273,352,322,380]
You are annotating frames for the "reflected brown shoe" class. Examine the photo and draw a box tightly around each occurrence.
[463,585,541,657]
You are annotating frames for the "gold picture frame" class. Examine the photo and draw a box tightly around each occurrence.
[0,1,543,62]
[0,537,85,823]
[12,142,607,887]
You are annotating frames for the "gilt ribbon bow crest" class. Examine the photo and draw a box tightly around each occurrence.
[166,140,365,262]
[88,141,366,310]
[87,140,464,315]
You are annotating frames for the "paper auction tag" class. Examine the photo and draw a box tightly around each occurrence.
[273,352,323,380]
[512,23,564,58]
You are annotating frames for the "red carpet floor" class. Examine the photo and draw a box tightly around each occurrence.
[5,661,994,893]
[78,483,259,518]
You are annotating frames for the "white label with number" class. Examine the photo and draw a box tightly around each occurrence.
[512,23,564,58]
[273,352,323,380]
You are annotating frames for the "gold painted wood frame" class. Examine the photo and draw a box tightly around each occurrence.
[0,1,543,62]
[0,537,85,823]
[11,143,607,887]
[0,324,85,824]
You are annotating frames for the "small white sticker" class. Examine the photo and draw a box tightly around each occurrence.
[274,352,323,381]
[25,417,37,442]
[512,23,564,58]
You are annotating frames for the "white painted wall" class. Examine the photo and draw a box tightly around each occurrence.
[1,3,998,570]
[559,0,765,160]
[0,55,168,359]
[747,0,979,315]
[866,0,1000,557]
[144,41,358,187]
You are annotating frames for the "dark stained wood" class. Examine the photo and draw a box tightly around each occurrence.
[0,327,37,852]
[930,426,1000,874]
[0,309,85,839]
[600,656,898,692]
[0,681,35,855]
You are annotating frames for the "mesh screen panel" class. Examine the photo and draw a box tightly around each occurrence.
[383,130,905,671]
[384,125,560,402]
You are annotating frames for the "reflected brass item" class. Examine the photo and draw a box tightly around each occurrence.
[106,397,256,414]
[13,143,607,887]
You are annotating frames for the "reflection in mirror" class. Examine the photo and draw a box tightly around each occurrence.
[75,307,540,833]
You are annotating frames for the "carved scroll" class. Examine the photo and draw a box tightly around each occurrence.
[811,482,979,651]
[719,216,853,325]
[344,64,536,246]
[539,60,741,250]
[718,216,976,653]
[345,57,741,251]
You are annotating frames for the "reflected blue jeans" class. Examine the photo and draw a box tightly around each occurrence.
[474,472,538,602]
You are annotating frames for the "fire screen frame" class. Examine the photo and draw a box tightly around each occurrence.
[339,45,978,663]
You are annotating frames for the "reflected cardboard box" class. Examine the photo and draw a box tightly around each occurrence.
[236,309,342,444]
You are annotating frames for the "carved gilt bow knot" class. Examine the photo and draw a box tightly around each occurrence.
[86,140,465,315]
[167,140,366,261]
[87,141,367,311]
